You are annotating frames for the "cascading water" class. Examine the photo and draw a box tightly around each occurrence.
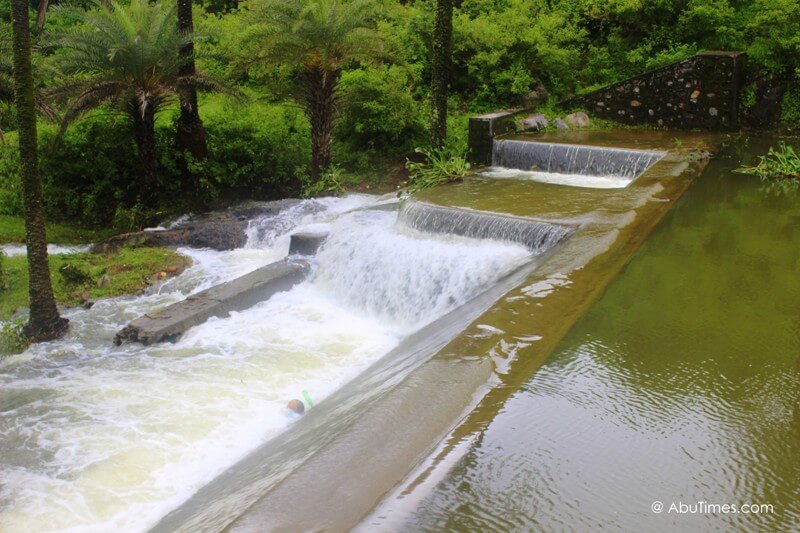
[0,195,536,532]
[314,210,532,327]
[398,201,575,254]
[485,139,665,188]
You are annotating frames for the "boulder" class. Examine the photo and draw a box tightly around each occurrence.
[518,113,549,132]
[520,84,548,106]
[91,199,314,254]
[565,112,590,128]
[554,118,570,131]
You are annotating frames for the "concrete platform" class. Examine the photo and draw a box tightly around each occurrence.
[149,131,723,532]
[115,259,310,345]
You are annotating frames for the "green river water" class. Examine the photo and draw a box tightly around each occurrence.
[399,137,800,532]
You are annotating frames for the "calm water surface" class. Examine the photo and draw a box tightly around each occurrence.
[401,138,800,532]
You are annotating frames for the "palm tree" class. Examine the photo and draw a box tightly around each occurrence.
[10,0,69,341]
[176,0,209,194]
[430,0,453,148]
[244,0,381,183]
[53,0,220,200]
[1,31,15,143]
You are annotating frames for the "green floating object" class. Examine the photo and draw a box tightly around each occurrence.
[302,390,313,408]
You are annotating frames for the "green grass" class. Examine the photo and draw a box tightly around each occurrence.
[0,216,117,244]
[0,247,190,321]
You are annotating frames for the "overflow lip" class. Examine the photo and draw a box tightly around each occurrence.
[489,138,667,183]
[114,258,311,346]
[397,200,581,253]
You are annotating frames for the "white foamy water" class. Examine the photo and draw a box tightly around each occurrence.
[1,244,92,257]
[0,195,531,532]
[481,167,631,188]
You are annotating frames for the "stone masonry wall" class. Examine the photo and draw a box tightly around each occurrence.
[563,51,746,130]
[467,109,526,165]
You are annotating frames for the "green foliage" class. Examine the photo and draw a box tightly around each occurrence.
[781,88,800,125]
[736,142,800,196]
[0,215,115,244]
[0,319,29,357]
[190,95,310,199]
[0,97,311,226]
[740,83,757,113]
[302,165,346,197]
[243,0,381,74]
[335,66,426,158]
[50,0,196,121]
[403,147,470,196]
[0,247,190,321]
[58,263,91,285]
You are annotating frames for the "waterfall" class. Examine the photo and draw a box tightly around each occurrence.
[0,198,541,532]
[491,139,664,179]
[397,201,575,254]
[312,209,532,327]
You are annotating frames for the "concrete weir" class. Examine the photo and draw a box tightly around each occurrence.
[116,232,329,345]
[150,131,721,533]
[115,259,310,345]
[492,139,665,179]
[399,201,576,252]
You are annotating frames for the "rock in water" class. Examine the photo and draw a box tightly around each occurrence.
[565,112,590,128]
[518,113,549,132]
[554,118,570,130]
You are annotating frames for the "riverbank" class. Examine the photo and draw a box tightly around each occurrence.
[0,215,117,245]
[0,247,190,353]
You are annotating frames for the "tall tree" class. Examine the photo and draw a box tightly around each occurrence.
[53,0,222,202]
[245,0,381,183]
[35,0,49,34]
[10,0,68,341]
[429,0,452,148]
[176,0,209,195]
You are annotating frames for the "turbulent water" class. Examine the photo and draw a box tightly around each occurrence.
[0,195,532,532]
[398,201,574,253]
[486,139,665,188]
[1,244,92,257]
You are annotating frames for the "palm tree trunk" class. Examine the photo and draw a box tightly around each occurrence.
[430,0,453,148]
[35,0,49,34]
[131,104,159,201]
[10,0,68,341]
[303,68,338,182]
[176,0,208,199]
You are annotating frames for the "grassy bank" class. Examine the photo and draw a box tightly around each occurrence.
[0,247,190,321]
[0,216,117,244]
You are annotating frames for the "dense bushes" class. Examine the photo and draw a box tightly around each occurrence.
[2,0,800,231]
[0,97,312,226]
[334,66,426,166]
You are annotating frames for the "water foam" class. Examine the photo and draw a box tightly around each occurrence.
[0,195,531,532]
[487,139,665,187]
[313,210,531,327]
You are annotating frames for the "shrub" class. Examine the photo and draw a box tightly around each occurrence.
[190,96,310,201]
[0,97,312,228]
[736,142,800,196]
[334,66,426,161]
[403,147,471,196]
[781,87,800,125]
[0,319,28,357]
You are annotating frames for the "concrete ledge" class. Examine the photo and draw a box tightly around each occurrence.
[288,232,329,256]
[468,108,528,165]
[114,259,311,345]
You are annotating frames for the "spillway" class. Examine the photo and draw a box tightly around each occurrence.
[485,139,665,188]
[0,195,558,532]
